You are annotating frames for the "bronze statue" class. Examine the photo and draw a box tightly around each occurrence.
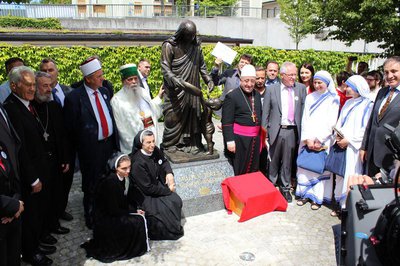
[161,20,215,156]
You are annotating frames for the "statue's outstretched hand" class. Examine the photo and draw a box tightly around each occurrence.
[207,80,214,93]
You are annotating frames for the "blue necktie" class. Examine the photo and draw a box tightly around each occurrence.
[52,88,62,106]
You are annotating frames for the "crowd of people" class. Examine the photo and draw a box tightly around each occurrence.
[220,54,400,217]
[0,47,399,265]
[0,57,182,265]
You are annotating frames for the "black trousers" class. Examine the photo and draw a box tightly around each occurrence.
[80,137,115,225]
[59,152,76,217]
[40,154,63,234]
[21,192,40,259]
[0,218,21,266]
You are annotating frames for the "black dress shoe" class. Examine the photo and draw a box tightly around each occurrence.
[41,234,57,245]
[61,211,73,221]
[52,225,70,234]
[38,244,56,255]
[85,218,93,230]
[282,191,293,203]
[23,253,53,266]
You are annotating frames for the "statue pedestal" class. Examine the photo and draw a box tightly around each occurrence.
[172,156,234,217]
[164,149,219,164]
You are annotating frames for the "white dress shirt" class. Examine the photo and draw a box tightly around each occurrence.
[84,84,114,140]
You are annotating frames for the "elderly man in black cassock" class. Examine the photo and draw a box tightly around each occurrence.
[222,64,263,175]
[32,72,71,245]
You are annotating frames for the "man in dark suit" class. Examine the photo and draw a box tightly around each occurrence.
[4,66,53,265]
[64,57,119,229]
[138,58,153,99]
[262,62,306,202]
[0,103,24,266]
[39,58,75,222]
[361,56,400,176]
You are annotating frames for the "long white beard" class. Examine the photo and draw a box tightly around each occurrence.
[124,84,144,106]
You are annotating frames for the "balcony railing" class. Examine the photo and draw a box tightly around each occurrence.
[0,3,280,19]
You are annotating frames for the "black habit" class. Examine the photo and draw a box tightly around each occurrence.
[130,148,184,240]
[81,173,148,263]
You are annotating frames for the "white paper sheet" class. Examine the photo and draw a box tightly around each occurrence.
[211,42,237,65]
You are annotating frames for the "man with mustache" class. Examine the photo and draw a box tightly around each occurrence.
[111,64,163,154]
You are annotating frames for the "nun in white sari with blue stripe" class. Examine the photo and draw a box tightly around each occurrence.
[331,75,373,209]
[296,71,340,210]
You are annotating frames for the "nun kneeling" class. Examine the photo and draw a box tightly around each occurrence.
[81,153,150,263]
[130,130,184,240]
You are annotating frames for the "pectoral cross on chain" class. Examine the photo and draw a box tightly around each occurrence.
[251,112,256,123]
[43,132,49,141]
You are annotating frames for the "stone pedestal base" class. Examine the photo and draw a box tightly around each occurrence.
[164,149,220,164]
[172,157,234,217]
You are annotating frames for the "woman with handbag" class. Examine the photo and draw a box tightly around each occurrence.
[329,75,373,215]
[296,71,340,210]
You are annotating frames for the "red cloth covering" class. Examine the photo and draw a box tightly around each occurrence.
[221,171,288,222]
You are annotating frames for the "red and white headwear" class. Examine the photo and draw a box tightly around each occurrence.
[80,58,102,77]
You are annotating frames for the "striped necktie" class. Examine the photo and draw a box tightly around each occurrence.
[378,87,395,120]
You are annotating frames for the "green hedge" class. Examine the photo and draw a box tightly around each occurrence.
[0,44,374,97]
[0,16,62,29]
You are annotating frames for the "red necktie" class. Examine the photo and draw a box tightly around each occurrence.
[93,91,109,138]
[0,158,5,171]
[28,103,35,116]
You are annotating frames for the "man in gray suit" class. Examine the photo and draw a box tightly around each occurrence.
[361,56,400,176]
[262,62,306,202]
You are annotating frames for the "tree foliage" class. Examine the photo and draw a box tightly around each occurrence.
[314,0,400,56]
[277,0,319,50]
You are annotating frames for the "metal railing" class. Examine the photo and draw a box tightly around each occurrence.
[0,3,280,19]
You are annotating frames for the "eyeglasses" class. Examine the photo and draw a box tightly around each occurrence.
[282,73,297,78]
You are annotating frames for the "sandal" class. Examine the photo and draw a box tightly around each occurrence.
[310,202,321,210]
[296,198,308,206]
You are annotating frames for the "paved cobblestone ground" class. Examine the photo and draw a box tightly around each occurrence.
[22,126,340,265]
[25,172,339,266]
